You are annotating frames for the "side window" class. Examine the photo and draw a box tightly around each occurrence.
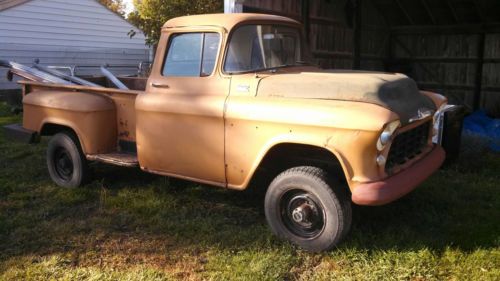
[201,33,220,77]
[162,33,220,77]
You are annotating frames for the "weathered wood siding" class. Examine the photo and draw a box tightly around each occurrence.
[483,34,500,115]
[241,0,389,70]
[0,0,149,89]
[391,31,500,114]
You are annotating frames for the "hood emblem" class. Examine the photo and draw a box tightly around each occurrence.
[409,108,434,123]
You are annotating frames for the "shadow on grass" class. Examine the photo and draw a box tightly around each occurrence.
[346,155,500,253]
[0,118,498,270]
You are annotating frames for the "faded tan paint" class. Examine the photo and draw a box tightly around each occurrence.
[163,13,299,30]
[18,13,446,205]
[22,102,117,155]
[20,81,138,153]
[136,24,230,185]
[225,77,402,189]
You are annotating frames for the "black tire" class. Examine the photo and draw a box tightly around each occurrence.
[47,132,89,188]
[264,166,351,252]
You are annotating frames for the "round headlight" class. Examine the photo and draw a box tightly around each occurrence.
[380,132,392,146]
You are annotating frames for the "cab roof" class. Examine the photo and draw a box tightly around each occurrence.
[163,13,300,30]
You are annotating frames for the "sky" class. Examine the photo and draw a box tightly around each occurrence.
[123,0,134,15]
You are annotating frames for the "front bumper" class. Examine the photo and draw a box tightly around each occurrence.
[3,123,38,143]
[352,145,445,206]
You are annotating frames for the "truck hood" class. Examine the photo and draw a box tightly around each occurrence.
[256,70,436,125]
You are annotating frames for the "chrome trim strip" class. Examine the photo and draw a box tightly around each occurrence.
[433,104,458,144]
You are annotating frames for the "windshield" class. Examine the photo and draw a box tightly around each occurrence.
[224,24,311,73]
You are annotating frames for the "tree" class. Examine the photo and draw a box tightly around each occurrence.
[129,0,223,46]
[99,0,126,16]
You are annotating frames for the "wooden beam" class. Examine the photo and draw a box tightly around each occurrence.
[387,57,500,64]
[484,58,500,64]
[353,0,362,69]
[445,0,459,23]
[472,1,485,22]
[418,83,474,91]
[387,33,394,66]
[483,86,500,92]
[313,51,354,59]
[312,50,385,61]
[418,83,500,93]
[394,0,414,25]
[301,0,310,43]
[420,0,436,25]
[368,0,392,27]
[309,15,344,27]
[473,33,486,110]
[391,23,500,35]
[376,34,391,58]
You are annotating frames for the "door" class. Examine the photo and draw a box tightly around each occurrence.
[136,31,230,186]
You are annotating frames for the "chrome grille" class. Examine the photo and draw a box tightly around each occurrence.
[386,121,431,172]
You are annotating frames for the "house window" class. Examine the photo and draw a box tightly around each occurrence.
[162,33,220,77]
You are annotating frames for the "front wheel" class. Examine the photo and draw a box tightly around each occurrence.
[47,132,89,188]
[264,166,351,252]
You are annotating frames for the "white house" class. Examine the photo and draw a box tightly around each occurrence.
[0,0,150,89]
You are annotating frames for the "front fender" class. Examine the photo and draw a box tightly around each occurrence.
[224,96,394,190]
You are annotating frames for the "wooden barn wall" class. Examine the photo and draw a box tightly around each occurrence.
[241,0,389,70]
[391,31,500,115]
[483,34,500,116]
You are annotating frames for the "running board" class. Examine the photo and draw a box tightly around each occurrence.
[87,152,138,167]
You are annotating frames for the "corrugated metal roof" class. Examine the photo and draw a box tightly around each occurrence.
[0,0,31,12]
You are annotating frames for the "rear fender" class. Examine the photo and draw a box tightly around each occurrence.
[23,90,117,154]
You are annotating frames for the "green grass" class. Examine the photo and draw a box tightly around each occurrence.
[0,102,499,280]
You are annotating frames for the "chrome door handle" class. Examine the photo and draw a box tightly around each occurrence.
[151,82,170,89]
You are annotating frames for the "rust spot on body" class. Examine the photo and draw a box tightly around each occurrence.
[119,118,129,128]
[324,136,333,147]
[119,131,130,137]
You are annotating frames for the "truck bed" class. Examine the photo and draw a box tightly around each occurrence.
[20,80,143,154]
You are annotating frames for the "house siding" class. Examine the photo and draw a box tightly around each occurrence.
[0,0,149,89]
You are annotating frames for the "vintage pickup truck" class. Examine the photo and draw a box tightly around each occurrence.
[3,13,452,252]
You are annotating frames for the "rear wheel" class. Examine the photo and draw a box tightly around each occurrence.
[47,132,89,188]
[264,166,351,252]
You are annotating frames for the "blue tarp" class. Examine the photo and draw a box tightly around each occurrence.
[463,111,500,152]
